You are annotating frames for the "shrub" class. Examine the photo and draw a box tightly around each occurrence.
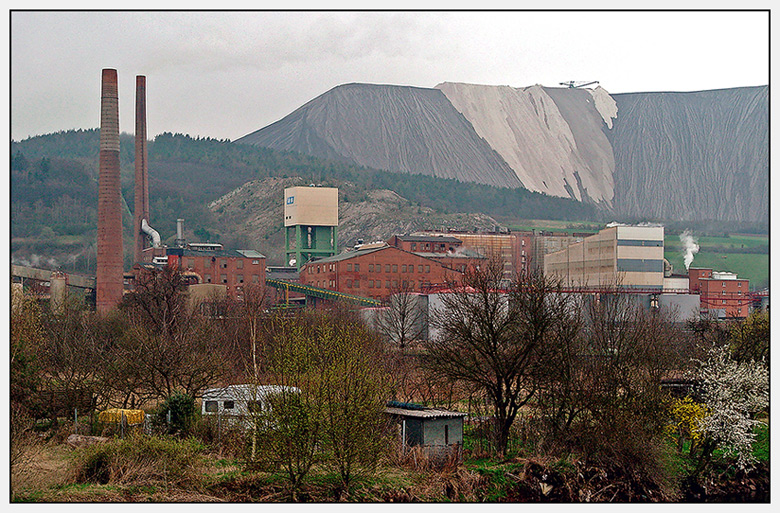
[667,396,708,453]
[191,414,248,459]
[71,433,204,486]
[155,393,197,436]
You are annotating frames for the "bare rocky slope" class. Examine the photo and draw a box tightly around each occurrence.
[237,82,768,223]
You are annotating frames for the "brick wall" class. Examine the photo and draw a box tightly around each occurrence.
[301,246,463,300]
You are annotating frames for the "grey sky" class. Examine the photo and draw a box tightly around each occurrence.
[10,10,769,142]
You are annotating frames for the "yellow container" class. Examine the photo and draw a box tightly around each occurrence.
[98,408,145,425]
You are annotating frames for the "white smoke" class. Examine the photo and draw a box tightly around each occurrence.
[679,230,699,270]
[12,254,59,268]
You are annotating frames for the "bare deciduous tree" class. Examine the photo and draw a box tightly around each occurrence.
[373,281,427,349]
[118,266,230,401]
[424,261,576,456]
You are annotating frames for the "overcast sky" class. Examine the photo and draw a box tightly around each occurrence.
[10,9,770,142]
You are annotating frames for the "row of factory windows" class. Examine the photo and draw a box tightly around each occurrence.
[203,273,261,285]
[310,262,432,274]
[409,242,449,251]
[311,279,429,290]
[184,258,261,269]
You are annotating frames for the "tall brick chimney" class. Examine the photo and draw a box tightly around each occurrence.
[134,75,150,264]
[96,68,124,313]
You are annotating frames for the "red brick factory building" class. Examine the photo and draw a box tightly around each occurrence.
[132,243,266,302]
[299,243,465,301]
[688,267,751,319]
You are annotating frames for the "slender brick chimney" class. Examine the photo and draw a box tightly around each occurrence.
[96,68,124,313]
[134,75,150,264]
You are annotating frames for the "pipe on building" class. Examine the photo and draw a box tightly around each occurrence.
[175,218,186,247]
[141,218,161,248]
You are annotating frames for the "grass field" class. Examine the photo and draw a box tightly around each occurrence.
[506,220,601,233]
[665,233,769,290]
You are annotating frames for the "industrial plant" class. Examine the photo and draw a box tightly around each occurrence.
[10,69,767,327]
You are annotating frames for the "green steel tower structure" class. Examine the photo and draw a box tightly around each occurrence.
[284,186,338,270]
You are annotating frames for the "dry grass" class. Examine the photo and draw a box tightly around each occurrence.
[11,441,72,498]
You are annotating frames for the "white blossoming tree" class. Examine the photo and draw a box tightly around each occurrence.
[692,343,768,474]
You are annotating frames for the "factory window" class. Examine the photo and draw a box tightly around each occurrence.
[236,260,243,269]
[411,243,417,251]
[354,264,360,272]
[368,280,374,288]
[386,264,391,273]
[369,264,374,272]
[317,265,321,274]
[354,280,360,288]
[237,274,244,284]
[522,240,525,246]
[221,274,227,284]
[739,282,743,287]
[425,265,430,273]
[386,280,391,288]
[224,401,234,410]
[402,280,408,288]
[252,275,259,283]
[252,259,260,265]
[347,263,353,271]
[418,265,423,273]
[220,260,228,269]
[392,264,398,273]
[347,279,352,288]
[392,280,398,287]
[402,265,407,273]
[205,401,218,413]
[205,274,212,283]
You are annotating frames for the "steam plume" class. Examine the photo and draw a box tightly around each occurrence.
[680,230,699,270]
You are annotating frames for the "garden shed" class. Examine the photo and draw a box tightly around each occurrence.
[384,401,467,460]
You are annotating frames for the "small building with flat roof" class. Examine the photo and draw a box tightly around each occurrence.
[384,401,467,464]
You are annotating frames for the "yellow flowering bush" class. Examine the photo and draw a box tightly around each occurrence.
[667,396,708,452]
